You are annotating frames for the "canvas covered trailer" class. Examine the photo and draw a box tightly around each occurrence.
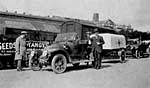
[99,33,126,50]
[100,33,126,61]
[90,33,126,61]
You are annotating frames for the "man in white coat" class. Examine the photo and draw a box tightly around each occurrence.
[15,31,28,71]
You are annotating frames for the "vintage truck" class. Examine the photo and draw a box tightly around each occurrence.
[30,21,126,73]
[31,32,126,73]
[32,32,91,73]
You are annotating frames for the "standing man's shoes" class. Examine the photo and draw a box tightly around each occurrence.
[17,69,22,71]
[96,67,100,70]
[17,67,23,71]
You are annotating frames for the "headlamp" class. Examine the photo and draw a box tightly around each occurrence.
[30,50,35,57]
[42,50,48,57]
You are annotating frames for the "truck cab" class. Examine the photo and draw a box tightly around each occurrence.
[40,32,91,73]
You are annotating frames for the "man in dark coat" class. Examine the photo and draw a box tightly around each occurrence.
[90,28,105,69]
[15,31,28,71]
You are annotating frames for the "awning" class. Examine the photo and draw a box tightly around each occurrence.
[4,20,60,33]
[43,24,60,33]
[31,22,60,33]
[5,20,36,30]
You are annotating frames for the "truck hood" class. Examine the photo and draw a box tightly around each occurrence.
[45,42,65,52]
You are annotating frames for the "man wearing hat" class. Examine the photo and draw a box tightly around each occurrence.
[15,31,28,71]
[90,28,105,69]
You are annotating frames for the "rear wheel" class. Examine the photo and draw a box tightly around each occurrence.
[119,50,126,63]
[135,50,140,59]
[51,54,67,74]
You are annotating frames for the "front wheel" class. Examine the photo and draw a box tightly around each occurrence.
[31,59,41,71]
[51,54,67,74]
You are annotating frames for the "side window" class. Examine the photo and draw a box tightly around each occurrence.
[74,35,80,44]
[66,24,74,32]
[74,35,79,40]
[76,35,80,40]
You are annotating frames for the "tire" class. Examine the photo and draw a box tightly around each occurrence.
[73,63,80,68]
[51,54,67,74]
[135,50,140,59]
[0,61,4,69]
[31,59,41,71]
[120,50,126,62]
[9,59,15,68]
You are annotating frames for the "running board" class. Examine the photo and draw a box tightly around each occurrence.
[71,59,94,64]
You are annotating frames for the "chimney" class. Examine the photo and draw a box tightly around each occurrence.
[93,13,99,22]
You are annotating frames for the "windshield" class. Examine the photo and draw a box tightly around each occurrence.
[127,39,139,45]
[55,32,77,42]
[128,41,137,45]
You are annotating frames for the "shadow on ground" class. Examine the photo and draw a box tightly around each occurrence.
[28,64,112,73]
[102,59,129,64]
[0,59,129,73]
[0,66,16,70]
[65,64,112,73]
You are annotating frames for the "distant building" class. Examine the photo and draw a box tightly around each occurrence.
[92,13,134,33]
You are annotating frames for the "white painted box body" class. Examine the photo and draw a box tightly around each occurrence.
[98,33,126,49]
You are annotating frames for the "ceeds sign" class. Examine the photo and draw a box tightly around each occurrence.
[0,41,49,56]
[0,42,15,56]
[0,42,15,50]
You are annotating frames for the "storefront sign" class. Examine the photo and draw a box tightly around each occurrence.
[0,42,15,56]
[0,41,49,56]
[26,41,49,49]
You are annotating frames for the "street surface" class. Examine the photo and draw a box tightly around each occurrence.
[0,58,150,88]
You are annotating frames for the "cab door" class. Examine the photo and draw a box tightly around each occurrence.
[70,34,87,60]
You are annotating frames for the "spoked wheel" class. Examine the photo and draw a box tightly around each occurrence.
[51,54,67,74]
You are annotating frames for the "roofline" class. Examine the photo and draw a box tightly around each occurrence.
[61,20,97,28]
[0,11,67,22]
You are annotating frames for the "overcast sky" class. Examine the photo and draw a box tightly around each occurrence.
[0,0,150,32]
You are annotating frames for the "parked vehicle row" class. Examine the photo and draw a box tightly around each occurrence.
[126,38,150,58]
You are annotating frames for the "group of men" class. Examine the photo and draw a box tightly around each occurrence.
[14,28,105,71]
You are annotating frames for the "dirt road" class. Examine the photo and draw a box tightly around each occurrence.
[0,58,150,88]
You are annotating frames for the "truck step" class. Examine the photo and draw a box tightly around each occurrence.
[72,59,94,64]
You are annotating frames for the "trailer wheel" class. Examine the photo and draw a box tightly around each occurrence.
[135,50,140,59]
[51,54,67,74]
[119,50,126,63]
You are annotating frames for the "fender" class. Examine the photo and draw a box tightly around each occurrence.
[46,44,71,62]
